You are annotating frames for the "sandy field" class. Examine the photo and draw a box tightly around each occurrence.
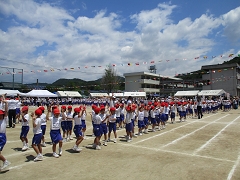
[1,106,240,180]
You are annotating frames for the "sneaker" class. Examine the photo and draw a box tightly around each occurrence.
[113,139,117,143]
[95,145,101,150]
[22,145,28,151]
[92,144,96,149]
[127,138,132,143]
[144,130,149,134]
[133,134,138,137]
[34,154,43,162]
[63,138,67,142]
[0,160,11,170]
[67,138,70,142]
[53,152,59,158]
[92,134,95,137]
[70,136,73,140]
[42,142,46,147]
[106,139,110,142]
[152,129,156,132]
[72,146,82,152]
[12,123,15,128]
[59,148,62,156]
[103,141,107,146]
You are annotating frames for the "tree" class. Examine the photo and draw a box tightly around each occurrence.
[101,65,119,93]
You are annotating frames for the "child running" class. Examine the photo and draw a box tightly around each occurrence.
[0,95,11,171]
[107,107,117,143]
[20,106,30,151]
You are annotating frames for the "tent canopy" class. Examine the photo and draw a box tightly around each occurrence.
[174,90,199,97]
[198,89,226,96]
[124,92,146,97]
[90,93,109,97]
[0,89,26,96]
[109,93,124,97]
[56,91,82,97]
[25,90,58,97]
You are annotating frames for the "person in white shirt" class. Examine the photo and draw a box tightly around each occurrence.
[6,94,20,128]
[72,107,84,152]
[46,107,65,157]
[66,106,73,141]
[0,95,11,171]
[107,107,117,143]
[99,106,108,146]
[39,106,47,147]
[137,106,145,135]
[31,108,43,162]
[19,106,30,151]
[125,105,133,142]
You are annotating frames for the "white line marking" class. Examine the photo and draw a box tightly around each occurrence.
[193,115,240,155]
[120,143,234,163]
[132,114,217,145]
[161,114,229,148]
[227,152,240,180]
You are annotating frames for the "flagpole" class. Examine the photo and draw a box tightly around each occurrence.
[12,68,15,90]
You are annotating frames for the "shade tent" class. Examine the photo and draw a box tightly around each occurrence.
[0,89,26,96]
[198,89,226,96]
[174,91,199,97]
[90,93,109,97]
[124,92,146,97]
[25,90,58,97]
[56,91,82,97]
[109,93,124,97]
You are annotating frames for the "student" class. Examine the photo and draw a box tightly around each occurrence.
[92,107,106,150]
[170,103,176,124]
[107,107,117,143]
[150,106,156,132]
[119,103,125,129]
[46,107,64,157]
[80,106,87,139]
[20,106,30,151]
[31,108,43,162]
[60,105,67,142]
[143,105,149,134]
[131,104,137,137]
[72,107,84,152]
[137,105,145,135]
[0,95,11,171]
[66,106,73,141]
[99,106,108,146]
[6,94,20,128]
[39,106,47,147]
[115,104,121,129]
[125,105,133,142]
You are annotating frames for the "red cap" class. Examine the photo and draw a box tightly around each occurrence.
[61,105,66,109]
[67,106,72,109]
[126,106,131,111]
[39,106,45,111]
[53,108,60,114]
[92,105,96,109]
[110,107,116,111]
[100,106,105,111]
[0,110,4,115]
[115,104,119,108]
[35,109,42,116]
[120,103,124,107]
[74,108,80,113]
[148,101,152,105]
[22,106,29,112]
[94,107,101,114]
[52,106,57,109]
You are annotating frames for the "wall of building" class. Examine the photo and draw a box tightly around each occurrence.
[125,75,141,92]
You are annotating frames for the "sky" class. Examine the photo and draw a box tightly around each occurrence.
[0,0,240,84]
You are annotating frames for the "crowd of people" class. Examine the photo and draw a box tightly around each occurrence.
[0,93,237,171]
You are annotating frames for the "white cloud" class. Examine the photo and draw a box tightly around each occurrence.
[0,1,239,84]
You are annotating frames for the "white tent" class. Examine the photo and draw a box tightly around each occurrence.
[198,89,226,96]
[25,90,58,97]
[174,91,199,97]
[109,93,124,97]
[90,93,109,97]
[56,91,82,97]
[124,92,146,97]
[0,89,26,96]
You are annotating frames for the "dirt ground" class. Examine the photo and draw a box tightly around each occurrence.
[1,106,240,180]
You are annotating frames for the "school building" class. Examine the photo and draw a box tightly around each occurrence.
[201,63,240,96]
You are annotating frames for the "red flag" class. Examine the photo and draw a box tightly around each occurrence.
[195,57,199,59]
[44,70,48,72]
[135,62,139,65]
[150,60,155,63]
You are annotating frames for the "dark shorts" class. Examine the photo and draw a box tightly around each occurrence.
[66,121,73,131]
[20,126,29,138]
[116,117,121,124]
[32,133,42,145]
[125,122,133,132]
[41,125,46,135]
[151,117,156,124]
[73,125,83,137]
[120,114,124,121]
[93,124,102,137]
[0,133,6,151]
[61,121,67,132]
[81,120,86,129]
[138,120,145,128]
[101,123,108,134]
[50,129,62,144]
[109,122,116,132]
[170,112,175,119]
[16,108,20,115]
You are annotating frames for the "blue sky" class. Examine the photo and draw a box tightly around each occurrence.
[0,0,240,84]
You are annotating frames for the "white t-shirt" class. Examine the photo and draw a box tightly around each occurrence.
[108,114,116,123]
[81,112,86,120]
[92,114,102,124]
[74,115,82,126]
[0,116,8,133]
[21,114,30,126]
[138,111,144,121]
[40,113,47,125]
[66,112,73,121]
[99,113,107,123]
[49,117,62,130]
[33,118,42,134]
[115,108,121,117]
[7,99,19,110]
[125,112,132,124]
